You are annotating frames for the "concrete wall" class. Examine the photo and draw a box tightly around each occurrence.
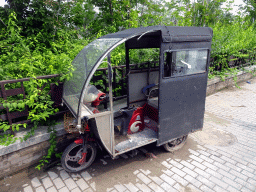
[0,126,78,179]
[207,66,256,95]
[0,66,255,179]
[0,141,49,179]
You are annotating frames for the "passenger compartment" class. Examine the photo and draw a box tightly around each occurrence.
[113,68,160,154]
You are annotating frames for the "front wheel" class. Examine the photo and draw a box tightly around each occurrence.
[163,135,188,152]
[61,142,97,173]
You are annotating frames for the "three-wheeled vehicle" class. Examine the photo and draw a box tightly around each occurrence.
[61,26,213,172]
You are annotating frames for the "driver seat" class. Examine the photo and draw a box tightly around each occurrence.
[141,84,159,108]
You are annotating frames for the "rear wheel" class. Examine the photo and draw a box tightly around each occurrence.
[163,135,188,152]
[61,142,97,173]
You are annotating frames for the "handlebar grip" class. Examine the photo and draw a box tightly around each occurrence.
[99,95,105,100]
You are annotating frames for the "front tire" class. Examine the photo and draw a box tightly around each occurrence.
[61,142,97,173]
[163,135,188,152]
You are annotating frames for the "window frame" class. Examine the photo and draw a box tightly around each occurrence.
[162,48,210,79]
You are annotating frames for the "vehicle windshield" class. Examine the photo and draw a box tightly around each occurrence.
[63,38,122,117]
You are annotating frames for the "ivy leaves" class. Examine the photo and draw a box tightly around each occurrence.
[211,19,256,71]
[0,134,18,146]
[0,118,26,134]
[0,12,83,144]
[2,100,25,112]
[35,121,60,171]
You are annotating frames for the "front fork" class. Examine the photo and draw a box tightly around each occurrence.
[74,134,89,165]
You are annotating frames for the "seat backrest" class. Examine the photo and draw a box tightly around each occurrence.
[129,70,159,103]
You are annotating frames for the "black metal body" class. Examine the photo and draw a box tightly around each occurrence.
[63,26,213,156]
[120,27,213,146]
[157,40,212,145]
[157,72,208,145]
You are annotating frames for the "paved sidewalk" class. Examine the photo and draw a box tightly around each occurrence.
[1,78,256,192]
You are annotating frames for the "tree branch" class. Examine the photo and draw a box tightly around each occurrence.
[0,17,7,27]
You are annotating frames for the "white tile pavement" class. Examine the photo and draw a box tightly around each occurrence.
[31,177,42,188]
[42,177,53,189]
[35,186,46,192]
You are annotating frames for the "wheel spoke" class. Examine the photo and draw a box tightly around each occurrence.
[164,135,188,152]
[66,154,80,162]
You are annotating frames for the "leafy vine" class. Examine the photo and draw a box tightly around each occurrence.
[35,120,61,171]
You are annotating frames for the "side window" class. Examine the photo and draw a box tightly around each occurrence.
[164,49,208,77]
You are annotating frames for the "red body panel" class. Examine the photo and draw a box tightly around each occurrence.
[127,107,145,134]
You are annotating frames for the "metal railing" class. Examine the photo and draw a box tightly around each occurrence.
[91,61,159,99]
[0,74,65,127]
[1,56,252,127]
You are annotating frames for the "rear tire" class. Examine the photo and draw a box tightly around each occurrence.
[163,135,188,152]
[61,142,96,173]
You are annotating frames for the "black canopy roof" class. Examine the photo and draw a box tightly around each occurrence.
[100,26,213,43]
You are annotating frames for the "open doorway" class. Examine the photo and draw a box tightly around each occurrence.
[111,47,160,155]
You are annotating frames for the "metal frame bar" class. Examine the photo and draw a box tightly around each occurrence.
[0,83,11,125]
[125,46,130,107]
[77,38,128,128]
[0,74,59,84]
[86,111,112,119]
[107,53,114,155]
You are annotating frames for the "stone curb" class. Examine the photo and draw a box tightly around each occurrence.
[206,65,256,95]
[0,121,66,157]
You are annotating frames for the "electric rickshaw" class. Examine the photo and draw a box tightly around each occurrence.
[61,26,213,172]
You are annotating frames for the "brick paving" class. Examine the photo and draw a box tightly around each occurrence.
[2,79,256,191]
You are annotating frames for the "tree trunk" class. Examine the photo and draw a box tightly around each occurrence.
[109,0,113,23]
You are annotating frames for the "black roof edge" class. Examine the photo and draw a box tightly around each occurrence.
[99,26,213,43]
